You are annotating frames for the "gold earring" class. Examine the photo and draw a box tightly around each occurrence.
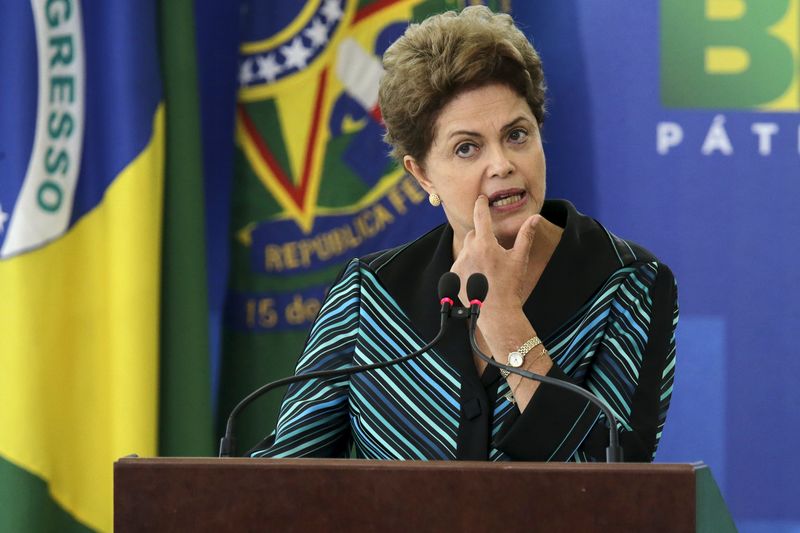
[428,193,441,207]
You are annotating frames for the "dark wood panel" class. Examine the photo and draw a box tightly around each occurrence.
[115,458,697,532]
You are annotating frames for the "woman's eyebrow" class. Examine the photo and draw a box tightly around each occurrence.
[446,116,532,140]
[446,129,482,140]
[501,116,530,132]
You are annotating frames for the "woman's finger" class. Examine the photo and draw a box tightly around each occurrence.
[512,215,539,260]
[472,195,494,240]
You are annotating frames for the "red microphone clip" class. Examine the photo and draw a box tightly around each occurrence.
[469,299,483,308]
[440,297,455,307]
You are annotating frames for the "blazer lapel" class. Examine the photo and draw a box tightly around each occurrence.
[525,200,630,341]
[369,224,490,459]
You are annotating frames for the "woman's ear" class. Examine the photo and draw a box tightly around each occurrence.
[403,155,434,195]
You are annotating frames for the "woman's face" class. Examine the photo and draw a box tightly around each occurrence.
[404,83,546,251]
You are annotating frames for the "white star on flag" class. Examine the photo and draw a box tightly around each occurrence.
[256,54,283,82]
[0,203,8,235]
[281,37,313,70]
[304,18,329,48]
[239,58,256,85]
[321,0,344,26]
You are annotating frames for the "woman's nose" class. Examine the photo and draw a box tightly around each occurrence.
[486,144,515,178]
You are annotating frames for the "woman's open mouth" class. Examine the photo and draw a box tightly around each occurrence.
[488,190,526,210]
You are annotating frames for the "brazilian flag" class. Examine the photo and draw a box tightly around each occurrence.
[0,1,212,531]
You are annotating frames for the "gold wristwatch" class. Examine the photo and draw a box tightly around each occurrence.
[500,336,543,378]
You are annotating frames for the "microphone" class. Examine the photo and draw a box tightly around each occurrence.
[437,271,460,315]
[466,271,488,316]
[219,272,462,457]
[465,273,624,463]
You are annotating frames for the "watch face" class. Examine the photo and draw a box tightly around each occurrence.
[509,351,524,367]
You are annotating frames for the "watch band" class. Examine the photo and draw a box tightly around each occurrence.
[507,336,542,367]
[501,336,544,378]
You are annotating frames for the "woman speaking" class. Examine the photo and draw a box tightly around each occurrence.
[250,6,678,462]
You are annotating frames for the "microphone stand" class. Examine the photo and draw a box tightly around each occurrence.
[219,303,453,457]
[467,305,624,463]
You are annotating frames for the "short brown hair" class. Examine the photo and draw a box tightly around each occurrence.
[379,5,546,164]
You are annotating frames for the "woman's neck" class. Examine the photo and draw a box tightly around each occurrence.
[451,218,563,270]
[526,218,563,284]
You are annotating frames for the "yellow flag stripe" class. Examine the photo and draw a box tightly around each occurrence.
[0,104,165,532]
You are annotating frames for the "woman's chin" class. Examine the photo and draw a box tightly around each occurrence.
[493,220,526,248]
[494,229,520,249]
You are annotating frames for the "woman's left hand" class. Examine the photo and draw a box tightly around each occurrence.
[452,196,553,411]
[450,195,540,312]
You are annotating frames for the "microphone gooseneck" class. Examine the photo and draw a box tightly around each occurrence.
[465,273,624,463]
[219,272,461,458]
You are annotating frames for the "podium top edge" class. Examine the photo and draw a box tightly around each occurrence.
[115,457,707,472]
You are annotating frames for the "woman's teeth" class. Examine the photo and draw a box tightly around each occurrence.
[490,193,523,207]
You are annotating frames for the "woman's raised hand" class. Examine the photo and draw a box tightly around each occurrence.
[451,195,540,311]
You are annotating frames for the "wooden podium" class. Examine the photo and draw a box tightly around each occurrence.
[114,458,735,532]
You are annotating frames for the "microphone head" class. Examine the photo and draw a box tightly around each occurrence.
[466,273,488,302]
[437,271,461,301]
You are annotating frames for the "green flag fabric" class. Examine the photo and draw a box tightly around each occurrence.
[158,0,215,458]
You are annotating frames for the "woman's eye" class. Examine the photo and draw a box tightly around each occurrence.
[455,143,478,158]
[508,128,528,143]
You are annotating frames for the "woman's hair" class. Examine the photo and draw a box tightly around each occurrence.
[379,5,546,164]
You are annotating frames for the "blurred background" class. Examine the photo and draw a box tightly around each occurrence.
[1,1,798,531]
